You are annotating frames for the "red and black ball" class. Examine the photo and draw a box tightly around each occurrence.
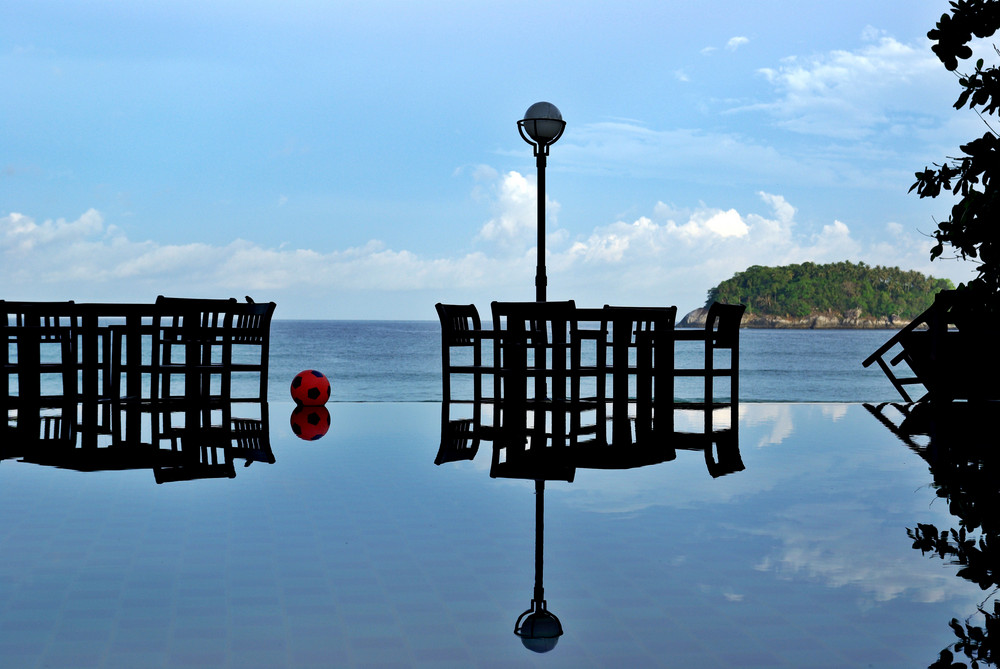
[290,370,331,406]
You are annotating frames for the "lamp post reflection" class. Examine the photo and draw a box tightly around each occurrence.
[437,395,744,654]
[513,478,563,652]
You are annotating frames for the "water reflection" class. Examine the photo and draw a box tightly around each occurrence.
[438,396,743,652]
[2,398,272,483]
[867,401,1000,668]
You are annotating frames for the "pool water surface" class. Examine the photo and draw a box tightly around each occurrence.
[0,402,987,668]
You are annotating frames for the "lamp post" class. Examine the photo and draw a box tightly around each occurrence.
[518,102,566,302]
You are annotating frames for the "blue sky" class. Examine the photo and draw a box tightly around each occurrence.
[1,0,986,318]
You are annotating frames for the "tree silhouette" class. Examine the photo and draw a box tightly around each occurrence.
[911,0,1000,317]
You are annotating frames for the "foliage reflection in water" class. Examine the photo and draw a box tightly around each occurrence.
[868,401,1000,669]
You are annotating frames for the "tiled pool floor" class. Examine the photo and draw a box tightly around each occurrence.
[0,402,988,667]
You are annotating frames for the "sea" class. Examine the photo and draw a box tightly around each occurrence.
[268,321,906,404]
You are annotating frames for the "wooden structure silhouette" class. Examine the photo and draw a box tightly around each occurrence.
[434,300,745,478]
[863,290,1000,402]
[3,297,275,482]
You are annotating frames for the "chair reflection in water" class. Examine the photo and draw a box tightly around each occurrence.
[434,299,746,652]
[3,297,275,483]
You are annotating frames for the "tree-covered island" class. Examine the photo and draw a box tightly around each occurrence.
[679,261,954,328]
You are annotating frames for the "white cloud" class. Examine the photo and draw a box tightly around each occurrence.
[553,192,803,289]
[2,208,105,253]
[475,170,534,248]
[475,170,561,254]
[750,34,950,139]
[726,36,749,51]
[0,210,528,305]
[692,208,749,239]
[1,176,975,318]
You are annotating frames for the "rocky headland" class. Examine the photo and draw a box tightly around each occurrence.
[678,307,902,329]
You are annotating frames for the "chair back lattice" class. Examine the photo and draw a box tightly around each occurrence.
[706,303,746,349]
[436,304,482,347]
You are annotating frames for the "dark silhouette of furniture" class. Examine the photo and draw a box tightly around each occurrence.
[675,302,745,430]
[140,296,279,460]
[863,290,999,402]
[489,301,577,481]
[3,298,275,455]
[568,307,608,447]
[7,395,270,483]
[436,302,495,456]
[603,305,677,445]
[435,300,746,479]
[491,300,575,405]
[2,301,79,408]
[491,300,578,443]
[152,414,238,483]
[436,303,492,402]
[154,296,239,404]
[435,412,481,465]
[104,297,275,405]
[488,397,577,482]
[230,404,274,466]
[229,297,276,402]
[2,301,80,451]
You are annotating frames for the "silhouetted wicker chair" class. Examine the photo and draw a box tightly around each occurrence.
[229,297,276,402]
[2,300,79,408]
[435,303,493,404]
[154,296,238,403]
[491,300,575,403]
[603,305,677,445]
[436,302,495,448]
[489,301,579,480]
[675,302,745,430]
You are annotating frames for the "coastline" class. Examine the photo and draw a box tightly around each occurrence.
[679,307,904,329]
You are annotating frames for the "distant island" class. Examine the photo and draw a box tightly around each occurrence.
[679,261,955,329]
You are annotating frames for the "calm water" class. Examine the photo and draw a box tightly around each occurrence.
[268,321,904,403]
[0,402,986,668]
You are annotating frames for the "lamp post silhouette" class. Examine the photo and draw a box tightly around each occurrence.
[518,102,566,302]
[513,479,563,652]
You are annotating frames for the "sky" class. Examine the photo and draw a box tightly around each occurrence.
[1,0,990,319]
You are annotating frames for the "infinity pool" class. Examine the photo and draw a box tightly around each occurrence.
[0,402,985,668]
